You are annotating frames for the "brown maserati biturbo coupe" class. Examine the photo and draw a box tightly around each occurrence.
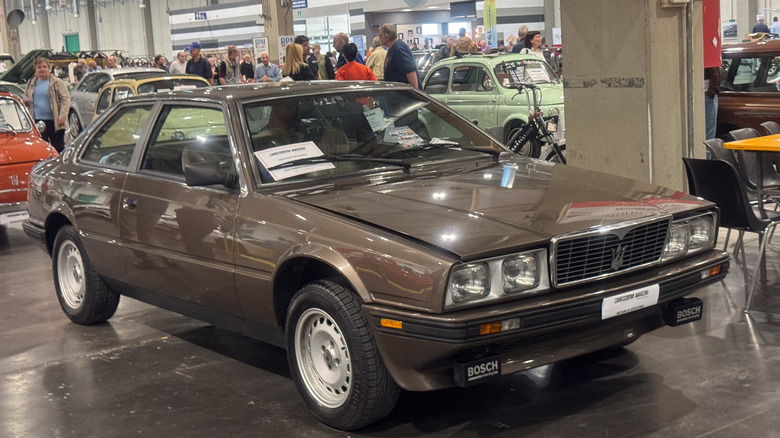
[24,81,729,430]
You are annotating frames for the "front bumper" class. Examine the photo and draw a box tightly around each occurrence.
[364,249,729,391]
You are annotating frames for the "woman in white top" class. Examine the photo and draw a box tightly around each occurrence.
[520,31,545,60]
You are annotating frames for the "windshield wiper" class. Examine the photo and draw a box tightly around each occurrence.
[267,154,410,171]
[0,123,17,134]
[384,141,501,158]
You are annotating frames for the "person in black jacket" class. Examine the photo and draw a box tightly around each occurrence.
[281,44,316,81]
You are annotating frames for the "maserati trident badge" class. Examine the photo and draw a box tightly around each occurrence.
[611,244,627,270]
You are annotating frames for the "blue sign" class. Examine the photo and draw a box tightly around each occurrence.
[292,0,307,9]
[194,12,207,20]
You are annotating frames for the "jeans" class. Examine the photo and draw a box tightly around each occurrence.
[704,93,717,140]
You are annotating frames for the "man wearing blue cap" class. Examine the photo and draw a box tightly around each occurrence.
[185,41,214,85]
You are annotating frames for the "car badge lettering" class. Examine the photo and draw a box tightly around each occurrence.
[9,175,19,187]
[611,244,628,270]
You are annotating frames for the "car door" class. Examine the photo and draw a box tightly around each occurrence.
[118,102,242,316]
[71,103,155,281]
[441,64,499,130]
[719,54,780,133]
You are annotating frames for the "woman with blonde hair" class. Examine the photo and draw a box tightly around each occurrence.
[281,43,316,81]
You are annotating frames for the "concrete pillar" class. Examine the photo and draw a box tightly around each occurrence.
[261,0,294,64]
[560,0,704,191]
[141,1,153,57]
[737,1,758,39]
[86,0,98,50]
[0,4,22,60]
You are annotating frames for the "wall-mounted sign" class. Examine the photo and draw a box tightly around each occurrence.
[292,0,307,9]
[194,12,207,20]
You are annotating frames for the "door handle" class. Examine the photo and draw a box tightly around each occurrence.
[122,197,137,210]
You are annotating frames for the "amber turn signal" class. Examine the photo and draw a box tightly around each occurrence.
[380,318,403,329]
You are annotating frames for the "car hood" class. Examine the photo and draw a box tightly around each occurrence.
[0,133,55,165]
[285,158,710,260]
[536,83,565,106]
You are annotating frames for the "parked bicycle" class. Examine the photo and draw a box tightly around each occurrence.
[503,62,566,164]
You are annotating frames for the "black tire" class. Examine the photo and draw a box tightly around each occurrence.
[285,279,400,430]
[542,144,567,163]
[505,122,542,158]
[68,111,81,139]
[52,225,119,325]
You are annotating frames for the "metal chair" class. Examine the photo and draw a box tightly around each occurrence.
[683,158,780,312]
[727,128,780,190]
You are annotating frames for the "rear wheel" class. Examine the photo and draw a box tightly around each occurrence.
[505,123,542,158]
[286,279,399,430]
[52,225,119,325]
[68,111,81,139]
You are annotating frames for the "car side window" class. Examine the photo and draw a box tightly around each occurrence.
[450,66,492,92]
[77,74,97,92]
[141,105,231,178]
[423,67,449,94]
[80,104,153,168]
[92,74,112,92]
[113,86,133,102]
[95,89,111,115]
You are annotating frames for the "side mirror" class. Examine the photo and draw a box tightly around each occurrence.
[471,119,479,126]
[36,120,46,133]
[184,161,236,188]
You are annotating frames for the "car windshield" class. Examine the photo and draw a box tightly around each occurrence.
[243,89,502,184]
[0,97,32,131]
[136,78,208,94]
[414,52,433,69]
[494,59,560,88]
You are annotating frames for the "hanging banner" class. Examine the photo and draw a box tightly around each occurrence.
[278,35,295,64]
[352,35,366,57]
[484,0,497,49]
[702,0,721,68]
[253,37,268,63]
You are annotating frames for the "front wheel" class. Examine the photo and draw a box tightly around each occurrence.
[505,123,542,158]
[52,225,119,325]
[285,279,399,430]
[68,111,81,139]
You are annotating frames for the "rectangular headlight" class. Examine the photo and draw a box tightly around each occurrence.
[662,213,716,261]
[688,215,715,250]
[663,223,689,260]
[449,263,490,303]
[502,254,539,293]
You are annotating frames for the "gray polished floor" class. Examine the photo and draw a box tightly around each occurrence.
[1,221,779,438]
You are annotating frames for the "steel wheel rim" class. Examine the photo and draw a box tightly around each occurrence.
[294,307,351,408]
[57,240,85,310]
[69,113,80,137]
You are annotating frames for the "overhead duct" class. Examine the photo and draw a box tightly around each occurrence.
[73,0,79,17]
[5,0,25,27]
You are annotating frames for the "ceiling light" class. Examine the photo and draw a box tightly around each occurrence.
[402,8,412,11]
[427,6,438,8]
[139,0,146,8]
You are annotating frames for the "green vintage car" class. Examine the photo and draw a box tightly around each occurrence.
[422,52,565,155]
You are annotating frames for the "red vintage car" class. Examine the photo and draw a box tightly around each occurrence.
[0,92,58,226]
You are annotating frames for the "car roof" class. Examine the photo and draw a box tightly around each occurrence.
[121,80,413,103]
[103,75,210,87]
[722,39,780,57]
[434,51,543,67]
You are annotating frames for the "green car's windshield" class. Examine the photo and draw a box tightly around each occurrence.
[243,89,502,184]
[494,59,560,88]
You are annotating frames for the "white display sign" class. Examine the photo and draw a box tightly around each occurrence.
[552,27,562,47]
[278,35,295,63]
[254,141,334,181]
[602,284,659,320]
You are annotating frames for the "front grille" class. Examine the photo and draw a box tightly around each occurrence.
[553,218,670,286]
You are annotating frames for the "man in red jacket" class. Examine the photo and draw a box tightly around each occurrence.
[336,43,377,81]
